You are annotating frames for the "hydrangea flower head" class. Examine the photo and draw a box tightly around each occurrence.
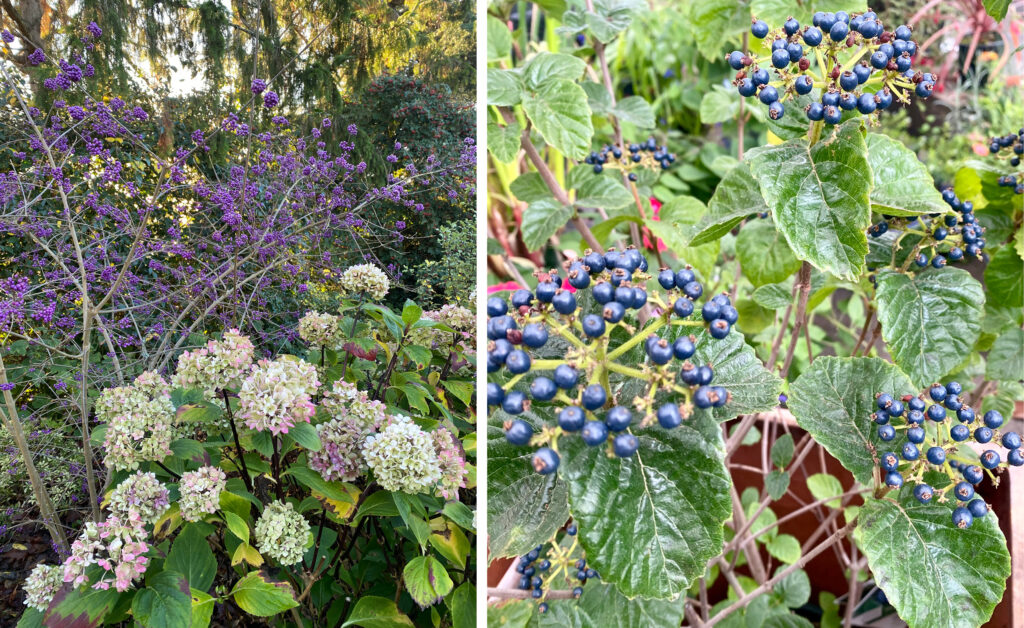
[339,263,390,301]
[97,372,176,471]
[179,466,227,522]
[23,563,61,611]
[310,418,369,482]
[238,357,319,435]
[108,471,170,525]
[433,427,467,500]
[361,414,441,494]
[62,515,149,592]
[298,311,343,347]
[254,500,310,565]
[172,329,254,398]
[320,380,386,432]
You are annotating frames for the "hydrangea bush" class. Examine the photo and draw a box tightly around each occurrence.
[488,3,1020,627]
[17,285,476,626]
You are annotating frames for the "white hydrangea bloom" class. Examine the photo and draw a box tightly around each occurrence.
[238,357,320,435]
[319,380,386,432]
[172,329,254,398]
[298,311,344,347]
[178,466,227,522]
[108,471,170,526]
[254,500,310,566]
[361,414,441,494]
[97,371,176,471]
[339,263,390,301]
[23,563,61,611]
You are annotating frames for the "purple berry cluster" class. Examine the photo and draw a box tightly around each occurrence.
[868,186,986,269]
[488,247,735,474]
[584,137,675,177]
[729,11,932,122]
[514,523,593,612]
[872,382,1021,529]
[987,129,1023,194]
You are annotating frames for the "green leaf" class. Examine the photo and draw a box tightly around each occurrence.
[699,87,741,125]
[523,53,587,89]
[131,571,191,628]
[865,133,947,216]
[450,582,476,628]
[16,608,43,628]
[746,120,872,280]
[762,612,815,628]
[166,523,217,592]
[529,582,687,626]
[487,601,533,628]
[223,511,250,544]
[288,421,322,452]
[875,268,985,388]
[190,589,215,628]
[520,199,573,251]
[283,465,356,503]
[442,501,476,532]
[401,300,422,326]
[789,357,916,485]
[685,328,783,422]
[770,433,794,468]
[987,327,1023,381]
[855,488,1010,628]
[765,470,790,501]
[690,163,769,247]
[574,172,634,209]
[765,534,801,564]
[402,556,454,608]
[522,79,594,160]
[43,582,120,627]
[559,414,731,598]
[230,571,299,617]
[982,0,1010,20]
[343,596,415,627]
[487,69,522,107]
[489,121,522,164]
[510,173,552,203]
[613,96,655,128]
[689,0,747,61]
[752,282,792,310]
[984,245,1024,308]
[581,81,612,115]
[644,196,719,279]
[487,15,512,61]
[773,566,811,608]
[393,493,431,549]
[486,420,569,557]
[806,473,844,508]
[737,220,802,287]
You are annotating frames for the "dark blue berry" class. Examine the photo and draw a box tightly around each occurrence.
[552,290,577,314]
[727,50,745,70]
[530,377,557,401]
[581,420,608,446]
[487,296,508,317]
[944,395,962,411]
[504,419,533,445]
[710,319,731,339]
[806,102,824,121]
[907,426,925,444]
[582,314,606,338]
[536,281,558,303]
[783,17,800,35]
[558,406,586,432]
[553,364,578,389]
[983,410,1003,429]
[853,63,871,84]
[613,433,639,457]
[592,281,614,304]
[522,323,549,348]
[605,406,632,432]
[657,269,676,289]
[631,288,648,309]
[928,384,947,401]
[957,407,975,423]
[870,50,888,69]
[926,446,946,465]
[490,338,512,363]
[980,450,1000,469]
[913,484,933,503]
[647,337,673,365]
[880,451,899,471]
[581,384,607,411]
[771,49,791,69]
[1002,431,1021,450]
[967,498,988,518]
[794,75,813,95]
[682,281,703,300]
[751,19,769,38]
[657,403,682,429]
[907,410,925,425]
[829,20,849,41]
[954,481,974,501]
[506,350,532,374]
[838,92,857,110]
[887,400,905,417]
[856,93,876,114]
[568,264,591,289]
[511,289,534,309]
[1008,449,1024,466]
[823,105,841,125]
[878,424,896,441]
[885,471,903,489]
[603,302,626,323]
[583,252,605,274]
[487,383,505,406]
[759,85,779,104]
[926,404,946,421]
[894,24,912,40]
[901,442,920,461]
[952,507,973,529]
[950,424,970,441]
[673,297,694,318]
[672,336,695,360]
[502,390,528,414]
[803,26,822,46]
[532,447,560,474]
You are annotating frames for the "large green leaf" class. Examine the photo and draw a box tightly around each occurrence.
[984,245,1024,308]
[789,357,916,486]
[875,268,985,388]
[573,170,634,209]
[746,121,872,280]
[166,523,217,592]
[487,69,522,107]
[522,53,587,89]
[690,163,768,247]
[987,327,1024,381]
[982,0,1010,19]
[531,582,687,626]
[645,196,720,278]
[488,601,533,628]
[521,199,573,251]
[865,133,947,216]
[131,571,192,628]
[230,571,299,617]
[689,0,747,61]
[487,15,512,61]
[43,581,120,627]
[559,414,731,598]
[613,96,655,128]
[681,327,783,422]
[510,173,553,203]
[736,220,801,287]
[342,596,415,628]
[451,582,476,628]
[954,159,1019,213]
[522,80,594,160]
[402,556,454,608]
[486,418,570,557]
[855,487,1010,628]
[489,120,522,164]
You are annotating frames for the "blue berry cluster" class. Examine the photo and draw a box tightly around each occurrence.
[872,382,1021,528]
[730,11,931,122]
[987,129,1023,194]
[487,247,735,475]
[868,186,986,269]
[514,523,594,612]
[583,138,675,177]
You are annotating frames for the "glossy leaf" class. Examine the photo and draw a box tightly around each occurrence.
[43,582,120,627]
[690,163,768,247]
[230,571,299,617]
[131,571,192,628]
[559,414,731,598]
[875,268,985,388]
[522,53,587,89]
[489,120,522,163]
[865,133,947,216]
[736,220,801,287]
[613,96,655,128]
[855,488,1010,628]
[685,328,783,422]
[288,421,321,452]
[789,357,916,485]
[342,596,415,628]
[531,582,687,626]
[746,121,872,280]
[521,199,573,251]
[487,69,522,107]
[984,245,1024,308]
[522,80,593,159]
[645,196,720,279]
[987,327,1024,381]
[403,555,454,608]
[166,523,217,592]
